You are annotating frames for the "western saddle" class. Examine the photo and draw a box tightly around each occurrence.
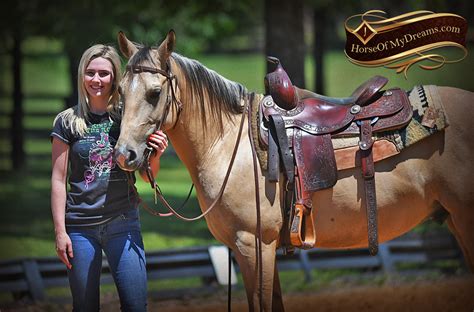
[259,57,412,255]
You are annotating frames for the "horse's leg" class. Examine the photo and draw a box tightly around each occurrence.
[446,213,474,271]
[271,261,285,311]
[233,231,278,311]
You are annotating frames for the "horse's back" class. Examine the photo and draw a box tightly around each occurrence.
[430,86,474,205]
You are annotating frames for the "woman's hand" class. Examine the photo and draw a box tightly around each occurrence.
[140,130,168,182]
[147,130,168,157]
[55,231,73,269]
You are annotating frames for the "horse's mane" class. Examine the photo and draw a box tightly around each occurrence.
[170,53,248,133]
[127,46,248,134]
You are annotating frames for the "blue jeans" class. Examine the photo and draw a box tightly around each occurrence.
[66,209,147,311]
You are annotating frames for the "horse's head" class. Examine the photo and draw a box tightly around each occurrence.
[114,30,179,171]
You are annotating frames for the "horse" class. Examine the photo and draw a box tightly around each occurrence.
[114,30,474,311]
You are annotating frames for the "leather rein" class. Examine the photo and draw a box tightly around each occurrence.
[125,63,250,222]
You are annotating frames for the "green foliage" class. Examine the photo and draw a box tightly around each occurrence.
[0,0,260,57]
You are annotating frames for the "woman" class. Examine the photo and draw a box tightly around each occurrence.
[51,44,167,311]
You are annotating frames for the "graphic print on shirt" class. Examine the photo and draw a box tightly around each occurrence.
[83,121,115,188]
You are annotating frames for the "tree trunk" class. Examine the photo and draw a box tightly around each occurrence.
[11,25,24,170]
[313,7,326,94]
[65,52,79,109]
[64,43,81,109]
[264,0,305,88]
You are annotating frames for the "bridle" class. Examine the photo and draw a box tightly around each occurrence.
[125,62,181,188]
[125,63,182,136]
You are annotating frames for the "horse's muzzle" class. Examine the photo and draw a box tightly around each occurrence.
[114,145,140,171]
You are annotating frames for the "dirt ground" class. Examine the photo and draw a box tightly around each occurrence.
[3,276,473,311]
[151,276,474,312]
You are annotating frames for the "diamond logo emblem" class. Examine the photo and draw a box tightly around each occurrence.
[353,20,377,45]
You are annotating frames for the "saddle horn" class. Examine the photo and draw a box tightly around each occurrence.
[265,57,297,110]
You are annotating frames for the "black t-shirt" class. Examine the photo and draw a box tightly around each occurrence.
[51,108,139,226]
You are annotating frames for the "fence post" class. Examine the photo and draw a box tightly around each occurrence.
[22,259,45,302]
[299,250,313,282]
[208,246,237,286]
[378,243,395,274]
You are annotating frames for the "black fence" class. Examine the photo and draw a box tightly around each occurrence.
[0,232,465,303]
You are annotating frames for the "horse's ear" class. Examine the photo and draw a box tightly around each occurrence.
[158,30,176,62]
[118,31,138,59]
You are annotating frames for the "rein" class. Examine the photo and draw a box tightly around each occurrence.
[247,93,264,310]
[144,96,249,221]
[125,62,250,221]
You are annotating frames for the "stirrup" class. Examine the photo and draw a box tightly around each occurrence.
[290,203,316,249]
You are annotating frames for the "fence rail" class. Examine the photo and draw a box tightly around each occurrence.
[0,92,66,171]
[0,233,464,303]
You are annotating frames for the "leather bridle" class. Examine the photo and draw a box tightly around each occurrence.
[125,63,182,136]
[125,62,181,189]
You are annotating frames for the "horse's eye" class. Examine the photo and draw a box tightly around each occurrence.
[147,87,161,104]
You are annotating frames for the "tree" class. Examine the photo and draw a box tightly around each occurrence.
[264,0,306,88]
[1,1,29,169]
[313,6,327,94]
[1,0,259,170]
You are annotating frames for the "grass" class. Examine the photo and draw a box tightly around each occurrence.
[1,41,473,262]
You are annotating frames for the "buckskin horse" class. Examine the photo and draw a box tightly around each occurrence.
[114,30,474,311]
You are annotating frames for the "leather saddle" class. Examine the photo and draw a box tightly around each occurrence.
[260,57,412,254]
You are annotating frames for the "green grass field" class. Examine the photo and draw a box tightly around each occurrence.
[1,42,473,261]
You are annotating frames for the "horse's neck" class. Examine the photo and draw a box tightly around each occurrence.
[167,110,243,178]
[168,59,263,181]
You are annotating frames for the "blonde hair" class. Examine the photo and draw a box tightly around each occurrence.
[54,44,122,136]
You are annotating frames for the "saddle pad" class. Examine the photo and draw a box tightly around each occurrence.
[333,85,448,149]
[251,85,448,172]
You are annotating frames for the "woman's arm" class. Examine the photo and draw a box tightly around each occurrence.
[138,130,168,182]
[51,137,73,269]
